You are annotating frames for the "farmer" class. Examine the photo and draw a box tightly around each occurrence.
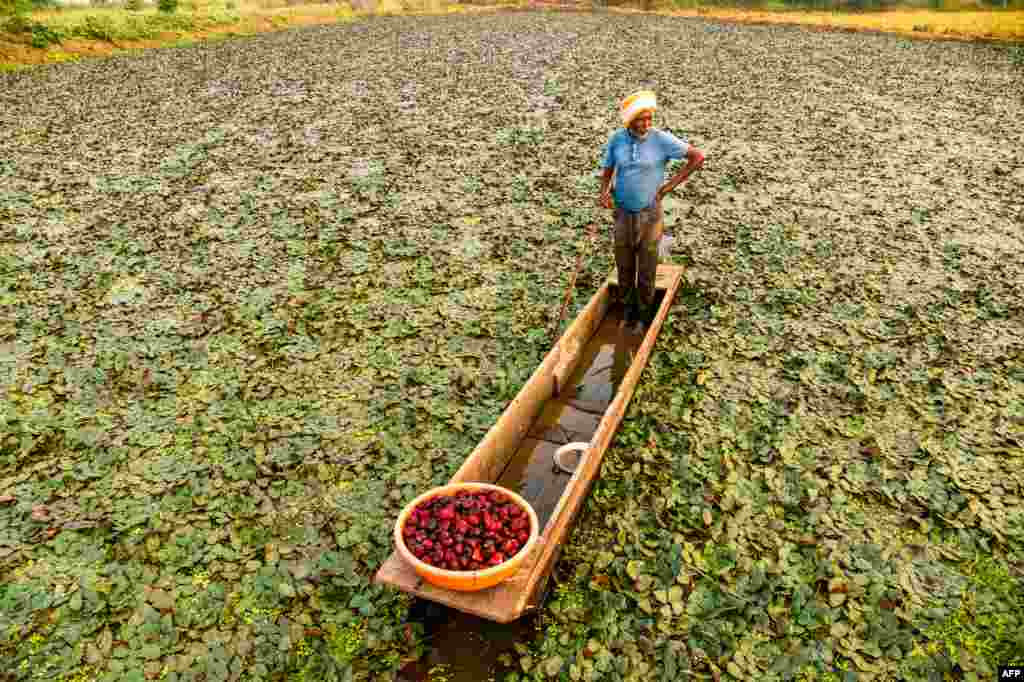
[598,90,705,327]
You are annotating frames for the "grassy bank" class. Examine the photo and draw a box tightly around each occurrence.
[0,0,503,70]
[2,0,1023,71]
[654,4,1024,41]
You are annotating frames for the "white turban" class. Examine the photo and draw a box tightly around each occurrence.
[620,90,657,127]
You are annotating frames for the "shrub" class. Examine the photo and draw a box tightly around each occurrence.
[147,10,194,30]
[74,15,122,41]
[123,14,159,37]
[2,12,32,30]
[30,22,64,46]
[1011,46,1024,68]
[158,0,178,12]
[2,15,64,47]
[0,0,33,16]
[125,0,143,10]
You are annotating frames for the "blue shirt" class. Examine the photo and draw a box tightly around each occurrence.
[599,128,689,213]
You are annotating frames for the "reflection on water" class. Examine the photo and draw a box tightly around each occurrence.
[560,300,649,410]
[496,299,654,527]
[398,601,538,682]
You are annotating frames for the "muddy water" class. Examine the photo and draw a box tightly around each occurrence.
[398,298,659,682]
[496,299,652,527]
[398,601,539,682]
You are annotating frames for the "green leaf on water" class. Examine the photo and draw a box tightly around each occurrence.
[668,585,684,614]
[543,655,564,677]
[634,574,654,592]
[140,645,162,660]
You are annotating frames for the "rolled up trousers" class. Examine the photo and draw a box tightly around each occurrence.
[613,202,663,308]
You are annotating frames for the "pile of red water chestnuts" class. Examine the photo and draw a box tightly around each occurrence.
[402,489,531,571]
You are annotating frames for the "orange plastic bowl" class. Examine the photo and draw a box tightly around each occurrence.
[394,483,540,592]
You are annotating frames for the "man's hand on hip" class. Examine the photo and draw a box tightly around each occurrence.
[660,147,706,202]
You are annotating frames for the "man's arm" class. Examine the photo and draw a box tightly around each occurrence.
[657,146,705,202]
[599,167,614,209]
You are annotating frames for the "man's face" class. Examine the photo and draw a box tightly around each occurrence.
[628,111,653,139]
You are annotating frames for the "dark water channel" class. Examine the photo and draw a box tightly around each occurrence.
[495,300,650,528]
[398,298,658,681]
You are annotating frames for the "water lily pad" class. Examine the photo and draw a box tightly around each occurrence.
[594,551,615,570]
[542,655,564,677]
[105,276,149,305]
[147,588,175,611]
[626,560,645,580]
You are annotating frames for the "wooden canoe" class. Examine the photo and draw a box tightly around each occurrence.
[374,264,684,623]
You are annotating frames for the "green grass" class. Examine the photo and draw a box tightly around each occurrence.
[923,555,1024,666]
[666,0,1024,7]
[6,1,243,43]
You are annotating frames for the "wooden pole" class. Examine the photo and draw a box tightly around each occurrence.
[550,225,598,347]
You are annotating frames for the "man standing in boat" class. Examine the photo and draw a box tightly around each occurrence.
[598,90,705,328]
